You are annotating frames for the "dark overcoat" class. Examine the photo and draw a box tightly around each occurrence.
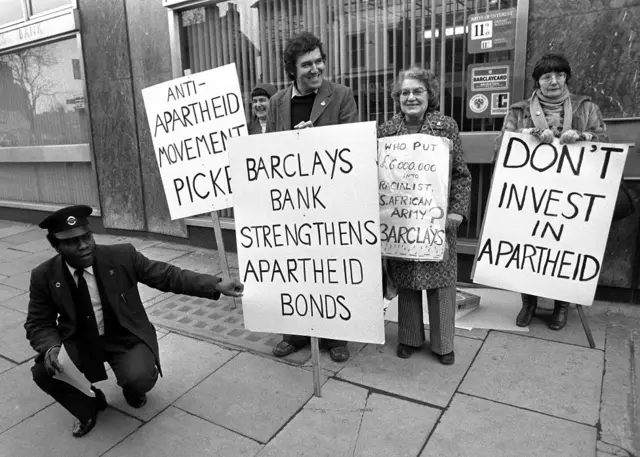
[378,111,472,290]
[25,243,221,381]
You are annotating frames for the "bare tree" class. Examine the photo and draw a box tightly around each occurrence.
[0,46,58,143]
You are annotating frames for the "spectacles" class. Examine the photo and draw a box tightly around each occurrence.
[400,88,427,98]
[539,72,566,83]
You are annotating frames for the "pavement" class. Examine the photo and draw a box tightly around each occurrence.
[0,218,638,457]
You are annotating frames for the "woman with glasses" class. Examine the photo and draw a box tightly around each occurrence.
[378,67,471,364]
[495,53,609,330]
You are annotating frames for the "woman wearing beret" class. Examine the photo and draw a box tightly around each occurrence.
[248,83,277,135]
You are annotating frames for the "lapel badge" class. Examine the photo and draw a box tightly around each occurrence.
[320,100,326,106]
[55,282,61,288]
[109,269,115,276]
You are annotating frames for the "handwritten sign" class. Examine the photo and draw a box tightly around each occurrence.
[228,122,385,344]
[378,134,450,261]
[141,64,247,219]
[473,132,630,305]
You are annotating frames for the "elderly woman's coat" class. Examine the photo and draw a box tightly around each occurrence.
[378,111,472,290]
[494,94,609,156]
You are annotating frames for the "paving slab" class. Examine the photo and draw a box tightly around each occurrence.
[0,305,35,363]
[0,223,36,240]
[256,379,366,457]
[0,291,28,313]
[422,394,596,457]
[596,440,637,457]
[103,406,262,457]
[137,246,188,263]
[176,352,326,443]
[299,342,367,375]
[0,270,31,292]
[0,246,30,263]
[0,226,42,245]
[503,304,606,350]
[599,320,640,455]
[165,249,226,274]
[147,295,311,364]
[353,393,439,457]
[0,403,140,457]
[337,323,482,407]
[10,238,51,253]
[0,284,24,303]
[460,332,603,425]
[96,332,237,421]
[92,234,162,251]
[0,363,54,434]
[0,357,15,375]
[137,284,171,308]
[0,251,52,276]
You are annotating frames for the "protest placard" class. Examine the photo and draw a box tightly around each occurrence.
[141,63,248,220]
[472,132,630,305]
[378,134,450,261]
[227,122,385,344]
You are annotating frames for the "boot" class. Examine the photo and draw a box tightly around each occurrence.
[549,301,569,330]
[516,294,537,327]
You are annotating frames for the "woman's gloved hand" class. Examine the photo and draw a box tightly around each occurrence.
[560,129,581,144]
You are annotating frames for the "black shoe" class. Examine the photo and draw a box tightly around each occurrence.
[329,346,350,363]
[438,351,455,365]
[72,415,97,438]
[516,294,538,327]
[396,344,415,359]
[549,301,569,331]
[72,388,107,438]
[272,340,301,358]
[124,392,147,408]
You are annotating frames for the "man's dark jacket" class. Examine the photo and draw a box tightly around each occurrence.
[265,79,358,132]
[25,243,221,380]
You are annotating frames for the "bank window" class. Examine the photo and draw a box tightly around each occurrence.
[0,0,25,26]
[178,0,518,131]
[30,0,72,15]
[0,37,90,147]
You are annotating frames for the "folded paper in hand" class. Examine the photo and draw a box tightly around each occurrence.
[52,344,96,398]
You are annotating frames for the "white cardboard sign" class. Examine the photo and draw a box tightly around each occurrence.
[473,132,629,305]
[378,134,451,261]
[228,122,385,344]
[142,64,248,219]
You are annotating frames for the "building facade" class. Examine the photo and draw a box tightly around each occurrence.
[1,0,639,301]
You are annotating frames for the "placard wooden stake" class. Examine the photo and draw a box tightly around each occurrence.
[210,211,237,310]
[576,305,596,349]
[310,337,322,397]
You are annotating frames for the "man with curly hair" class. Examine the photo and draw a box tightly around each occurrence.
[266,32,358,362]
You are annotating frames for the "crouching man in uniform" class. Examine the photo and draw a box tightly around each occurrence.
[25,205,244,437]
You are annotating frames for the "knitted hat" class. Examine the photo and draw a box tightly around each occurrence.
[251,83,277,99]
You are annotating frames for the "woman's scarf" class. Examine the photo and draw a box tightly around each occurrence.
[529,86,573,136]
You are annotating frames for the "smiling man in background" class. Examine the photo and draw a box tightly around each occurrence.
[25,205,244,438]
[265,31,359,362]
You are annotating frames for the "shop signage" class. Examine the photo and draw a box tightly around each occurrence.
[378,134,451,261]
[466,62,512,119]
[0,10,78,51]
[227,122,385,344]
[467,7,516,54]
[472,132,630,305]
[142,63,248,219]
